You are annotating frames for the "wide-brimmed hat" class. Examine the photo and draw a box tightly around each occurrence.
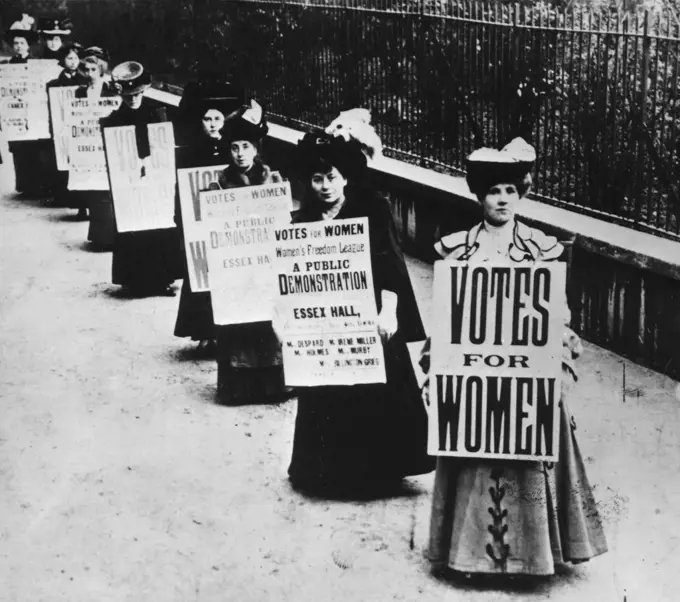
[297,131,368,181]
[38,16,73,37]
[224,100,269,145]
[465,137,536,196]
[111,61,152,95]
[6,20,38,45]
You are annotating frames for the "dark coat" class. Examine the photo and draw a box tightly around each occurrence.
[38,47,62,61]
[217,160,279,190]
[74,81,117,98]
[288,187,434,487]
[47,69,87,88]
[102,98,180,290]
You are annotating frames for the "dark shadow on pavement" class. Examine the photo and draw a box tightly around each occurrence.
[289,476,426,503]
[166,345,217,363]
[99,284,179,300]
[77,241,113,253]
[428,561,585,595]
[45,212,88,223]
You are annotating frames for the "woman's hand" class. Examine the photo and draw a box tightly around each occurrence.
[139,156,151,178]
[562,327,583,359]
[377,290,398,343]
[421,378,431,408]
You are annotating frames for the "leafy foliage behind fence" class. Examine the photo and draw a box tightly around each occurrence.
[57,0,680,238]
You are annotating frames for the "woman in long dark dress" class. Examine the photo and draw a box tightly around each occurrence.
[73,48,117,230]
[421,138,607,577]
[35,16,74,195]
[4,21,39,195]
[45,43,86,208]
[212,102,291,405]
[286,129,435,491]
[101,61,181,296]
[173,80,245,351]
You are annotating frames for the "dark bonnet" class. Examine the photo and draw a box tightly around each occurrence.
[297,132,368,181]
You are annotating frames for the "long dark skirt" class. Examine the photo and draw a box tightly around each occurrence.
[38,140,59,193]
[52,171,73,207]
[174,280,216,341]
[10,142,37,194]
[112,228,181,291]
[216,322,289,405]
[11,140,57,195]
[288,332,435,487]
[87,192,116,249]
[65,189,87,210]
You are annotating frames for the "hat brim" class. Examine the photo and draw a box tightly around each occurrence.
[118,82,152,96]
[6,29,38,45]
[41,29,71,36]
[200,98,243,120]
[114,69,152,96]
[465,160,534,195]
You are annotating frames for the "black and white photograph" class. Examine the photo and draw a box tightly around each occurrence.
[1,1,679,600]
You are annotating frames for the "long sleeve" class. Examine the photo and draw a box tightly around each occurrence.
[366,194,426,342]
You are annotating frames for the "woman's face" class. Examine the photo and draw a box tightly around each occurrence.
[202,109,225,139]
[45,35,62,51]
[63,50,79,71]
[13,37,29,57]
[230,140,257,171]
[83,61,101,84]
[481,182,520,226]
[122,91,144,110]
[310,167,347,205]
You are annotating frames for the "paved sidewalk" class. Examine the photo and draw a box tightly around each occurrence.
[0,151,678,602]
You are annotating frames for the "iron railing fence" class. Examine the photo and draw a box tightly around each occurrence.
[62,0,680,239]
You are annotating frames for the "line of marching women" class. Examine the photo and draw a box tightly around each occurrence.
[2,15,608,586]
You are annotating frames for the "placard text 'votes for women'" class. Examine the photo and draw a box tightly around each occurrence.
[176,164,229,292]
[177,179,293,292]
[200,184,293,325]
[272,217,386,387]
[48,86,78,171]
[103,123,177,232]
[428,262,566,461]
[67,97,121,191]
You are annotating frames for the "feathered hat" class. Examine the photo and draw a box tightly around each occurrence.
[224,99,269,145]
[297,132,368,182]
[297,107,382,180]
[6,15,38,45]
[324,108,383,160]
[111,61,152,95]
[38,16,73,37]
[465,137,536,196]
